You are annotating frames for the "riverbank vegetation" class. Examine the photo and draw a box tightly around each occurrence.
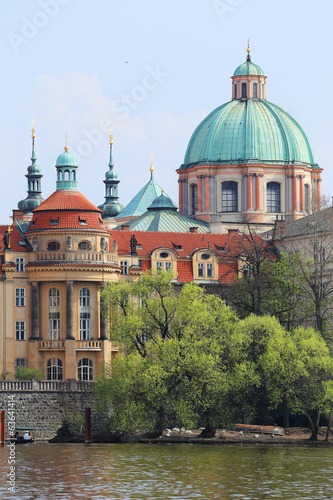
[95,270,333,441]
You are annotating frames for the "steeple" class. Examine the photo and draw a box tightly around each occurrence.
[55,133,78,190]
[98,129,122,218]
[17,120,44,213]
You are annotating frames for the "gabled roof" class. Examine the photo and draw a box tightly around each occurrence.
[115,175,166,218]
[0,226,29,252]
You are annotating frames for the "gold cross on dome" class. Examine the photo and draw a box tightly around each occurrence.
[64,132,69,151]
[31,118,35,138]
[109,126,113,145]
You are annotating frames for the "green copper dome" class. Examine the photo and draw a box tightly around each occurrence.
[56,150,78,167]
[148,192,178,211]
[182,99,317,168]
[233,60,265,76]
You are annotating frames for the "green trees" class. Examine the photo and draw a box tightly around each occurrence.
[95,271,333,440]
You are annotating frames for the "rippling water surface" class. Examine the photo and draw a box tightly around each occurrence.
[1,442,333,499]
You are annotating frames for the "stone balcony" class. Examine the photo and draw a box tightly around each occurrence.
[34,251,118,264]
[37,339,118,351]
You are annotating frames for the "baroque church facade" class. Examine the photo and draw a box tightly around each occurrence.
[0,49,322,381]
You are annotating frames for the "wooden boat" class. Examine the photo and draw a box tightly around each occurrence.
[9,427,35,443]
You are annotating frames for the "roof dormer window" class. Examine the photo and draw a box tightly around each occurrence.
[79,217,87,225]
[50,216,59,225]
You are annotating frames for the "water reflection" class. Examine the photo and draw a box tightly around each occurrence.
[0,443,333,499]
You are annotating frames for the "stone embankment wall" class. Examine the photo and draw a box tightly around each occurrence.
[0,380,96,440]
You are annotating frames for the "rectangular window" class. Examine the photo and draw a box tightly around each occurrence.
[15,321,26,340]
[198,263,204,277]
[15,288,26,306]
[165,262,172,271]
[120,261,129,275]
[222,182,238,212]
[156,262,163,272]
[49,314,60,340]
[207,263,213,278]
[15,358,27,369]
[80,316,90,340]
[16,258,25,272]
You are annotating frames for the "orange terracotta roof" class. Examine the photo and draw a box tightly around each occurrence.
[218,262,238,283]
[33,190,102,213]
[177,261,193,283]
[27,212,105,232]
[0,225,30,252]
[112,230,249,258]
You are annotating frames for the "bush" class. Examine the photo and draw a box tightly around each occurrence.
[15,367,44,380]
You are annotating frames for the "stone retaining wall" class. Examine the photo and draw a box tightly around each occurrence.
[0,380,96,440]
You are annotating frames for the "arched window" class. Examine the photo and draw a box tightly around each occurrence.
[64,170,70,181]
[234,84,237,99]
[222,182,238,212]
[47,358,63,380]
[241,83,247,98]
[267,182,281,212]
[49,288,60,340]
[80,288,90,340]
[191,184,198,214]
[262,84,264,98]
[304,184,310,213]
[78,358,93,381]
[253,83,258,98]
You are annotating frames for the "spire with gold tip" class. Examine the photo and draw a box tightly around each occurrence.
[98,128,122,218]
[246,39,251,61]
[17,119,44,214]
[149,152,154,180]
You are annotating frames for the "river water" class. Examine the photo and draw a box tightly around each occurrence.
[1,442,333,499]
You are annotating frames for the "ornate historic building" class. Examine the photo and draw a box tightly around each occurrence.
[0,49,323,380]
[177,47,322,229]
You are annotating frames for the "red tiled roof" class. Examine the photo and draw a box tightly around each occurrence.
[112,230,249,258]
[177,261,193,283]
[27,212,105,232]
[218,262,238,283]
[0,225,30,252]
[33,190,102,212]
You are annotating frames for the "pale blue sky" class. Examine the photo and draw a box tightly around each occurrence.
[1,0,332,222]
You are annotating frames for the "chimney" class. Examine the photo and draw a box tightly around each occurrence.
[189,227,198,233]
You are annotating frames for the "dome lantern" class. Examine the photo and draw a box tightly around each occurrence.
[55,133,78,191]
[98,129,122,218]
[231,43,267,100]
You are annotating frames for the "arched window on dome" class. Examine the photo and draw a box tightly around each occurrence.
[64,170,70,181]
[80,288,90,340]
[267,182,281,213]
[47,358,63,380]
[49,288,60,340]
[253,83,258,98]
[241,83,247,98]
[222,182,238,212]
[191,184,198,215]
[71,170,75,181]
[234,84,237,99]
[304,184,310,213]
[262,83,264,98]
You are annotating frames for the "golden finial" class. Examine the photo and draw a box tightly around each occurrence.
[247,39,250,53]
[31,118,35,139]
[149,152,154,173]
[161,189,164,193]
[64,132,69,152]
[109,126,113,145]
